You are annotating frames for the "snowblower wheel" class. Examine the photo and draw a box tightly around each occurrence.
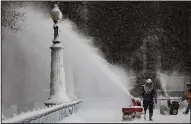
[160,108,164,115]
[136,113,141,119]
[173,109,178,115]
[169,107,178,115]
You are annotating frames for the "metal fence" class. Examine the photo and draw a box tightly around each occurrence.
[2,100,82,123]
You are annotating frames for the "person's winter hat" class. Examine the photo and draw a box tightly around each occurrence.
[146,78,152,83]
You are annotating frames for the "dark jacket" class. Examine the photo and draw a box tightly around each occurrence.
[140,84,157,102]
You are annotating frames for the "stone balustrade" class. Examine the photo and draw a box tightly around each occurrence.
[2,100,82,123]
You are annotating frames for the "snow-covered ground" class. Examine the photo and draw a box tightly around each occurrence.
[131,109,190,123]
[59,113,86,123]
[60,100,190,123]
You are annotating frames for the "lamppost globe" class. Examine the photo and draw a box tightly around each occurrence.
[50,3,63,44]
[50,4,63,24]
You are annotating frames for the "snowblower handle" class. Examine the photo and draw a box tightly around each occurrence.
[132,98,138,106]
[178,98,182,104]
[141,99,143,107]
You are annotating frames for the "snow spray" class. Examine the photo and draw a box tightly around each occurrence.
[2,2,133,120]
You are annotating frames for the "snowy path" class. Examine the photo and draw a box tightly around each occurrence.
[131,109,190,123]
[59,99,190,123]
[60,109,190,123]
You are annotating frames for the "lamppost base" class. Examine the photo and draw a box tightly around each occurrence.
[44,102,56,107]
[44,92,72,107]
[68,93,78,101]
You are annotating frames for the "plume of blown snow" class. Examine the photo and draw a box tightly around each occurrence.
[2,2,133,117]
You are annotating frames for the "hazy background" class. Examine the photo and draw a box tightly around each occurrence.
[2,2,52,116]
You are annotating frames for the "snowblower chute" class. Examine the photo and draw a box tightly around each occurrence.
[122,98,143,121]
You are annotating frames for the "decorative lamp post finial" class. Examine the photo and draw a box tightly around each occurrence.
[50,3,63,44]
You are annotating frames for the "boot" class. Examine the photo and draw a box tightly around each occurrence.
[183,112,188,115]
[149,116,153,121]
[144,114,146,120]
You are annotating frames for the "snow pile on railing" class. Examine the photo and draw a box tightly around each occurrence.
[2,100,82,123]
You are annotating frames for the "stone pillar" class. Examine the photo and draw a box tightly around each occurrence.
[66,65,78,101]
[44,23,71,106]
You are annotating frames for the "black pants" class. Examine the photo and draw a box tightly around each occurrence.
[143,100,154,117]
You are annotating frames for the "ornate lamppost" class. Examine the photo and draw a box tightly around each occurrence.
[44,3,71,106]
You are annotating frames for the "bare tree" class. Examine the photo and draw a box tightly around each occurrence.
[1,1,27,32]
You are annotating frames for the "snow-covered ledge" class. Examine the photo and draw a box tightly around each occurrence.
[2,100,82,123]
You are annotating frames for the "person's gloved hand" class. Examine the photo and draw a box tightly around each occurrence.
[153,99,157,104]
[140,96,143,100]
[179,97,184,102]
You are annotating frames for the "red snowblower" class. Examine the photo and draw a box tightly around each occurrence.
[122,98,143,121]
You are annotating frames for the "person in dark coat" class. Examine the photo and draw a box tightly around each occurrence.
[140,78,157,121]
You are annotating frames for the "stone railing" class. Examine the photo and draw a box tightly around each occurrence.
[2,100,82,123]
